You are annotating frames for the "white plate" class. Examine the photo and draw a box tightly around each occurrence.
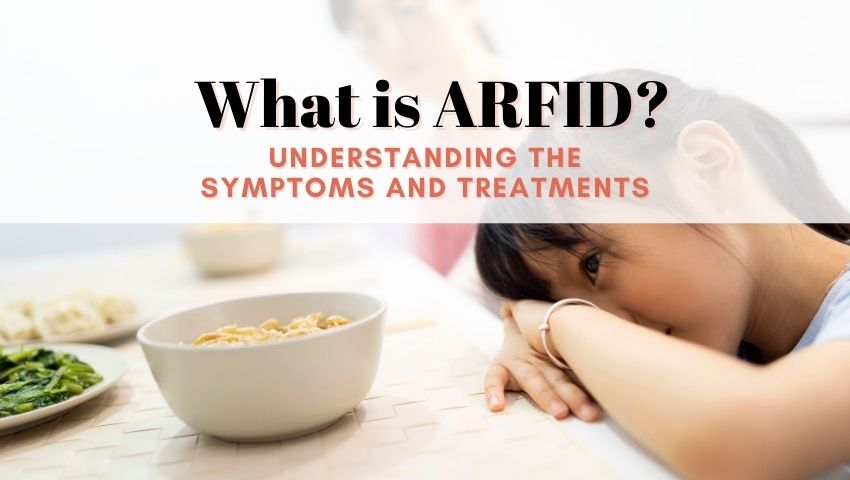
[0,314,150,347]
[0,343,128,436]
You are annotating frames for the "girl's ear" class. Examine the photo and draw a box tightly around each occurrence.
[675,120,742,194]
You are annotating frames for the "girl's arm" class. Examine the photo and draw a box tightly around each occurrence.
[510,301,850,479]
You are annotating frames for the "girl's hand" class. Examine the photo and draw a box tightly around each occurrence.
[484,302,599,421]
[505,299,555,355]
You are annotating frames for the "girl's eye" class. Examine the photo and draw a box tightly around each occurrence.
[581,253,602,284]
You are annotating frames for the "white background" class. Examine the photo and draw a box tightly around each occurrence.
[1,0,849,255]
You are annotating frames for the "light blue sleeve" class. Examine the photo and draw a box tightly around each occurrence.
[794,271,850,351]
[811,280,850,347]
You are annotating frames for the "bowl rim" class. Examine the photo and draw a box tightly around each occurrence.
[137,291,386,352]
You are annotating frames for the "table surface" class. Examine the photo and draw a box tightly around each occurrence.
[0,227,673,480]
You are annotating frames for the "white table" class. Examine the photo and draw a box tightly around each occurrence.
[0,226,673,479]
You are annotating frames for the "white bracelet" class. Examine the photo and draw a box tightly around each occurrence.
[539,298,599,370]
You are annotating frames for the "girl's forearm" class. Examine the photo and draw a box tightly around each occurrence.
[549,306,765,476]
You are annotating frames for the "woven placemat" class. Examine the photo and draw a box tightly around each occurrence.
[0,322,615,479]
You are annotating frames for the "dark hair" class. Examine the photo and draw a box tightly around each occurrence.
[475,224,584,301]
[475,70,850,301]
[477,222,850,301]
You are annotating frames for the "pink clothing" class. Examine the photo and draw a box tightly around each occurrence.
[414,224,477,275]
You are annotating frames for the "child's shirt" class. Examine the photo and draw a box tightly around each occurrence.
[794,265,850,350]
[794,265,850,476]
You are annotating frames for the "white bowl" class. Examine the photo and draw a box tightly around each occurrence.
[181,224,283,276]
[137,291,386,442]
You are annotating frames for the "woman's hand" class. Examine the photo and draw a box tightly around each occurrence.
[484,302,599,421]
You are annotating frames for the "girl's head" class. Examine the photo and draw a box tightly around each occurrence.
[476,70,850,354]
[477,224,753,354]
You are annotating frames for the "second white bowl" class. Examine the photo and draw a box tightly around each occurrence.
[181,224,283,276]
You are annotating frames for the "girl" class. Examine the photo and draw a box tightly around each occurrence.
[475,73,850,479]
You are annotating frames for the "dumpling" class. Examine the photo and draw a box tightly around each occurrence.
[94,294,137,324]
[33,299,107,337]
[7,297,36,318]
[0,308,37,341]
[69,291,137,324]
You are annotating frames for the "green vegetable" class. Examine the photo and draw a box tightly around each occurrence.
[0,346,102,418]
